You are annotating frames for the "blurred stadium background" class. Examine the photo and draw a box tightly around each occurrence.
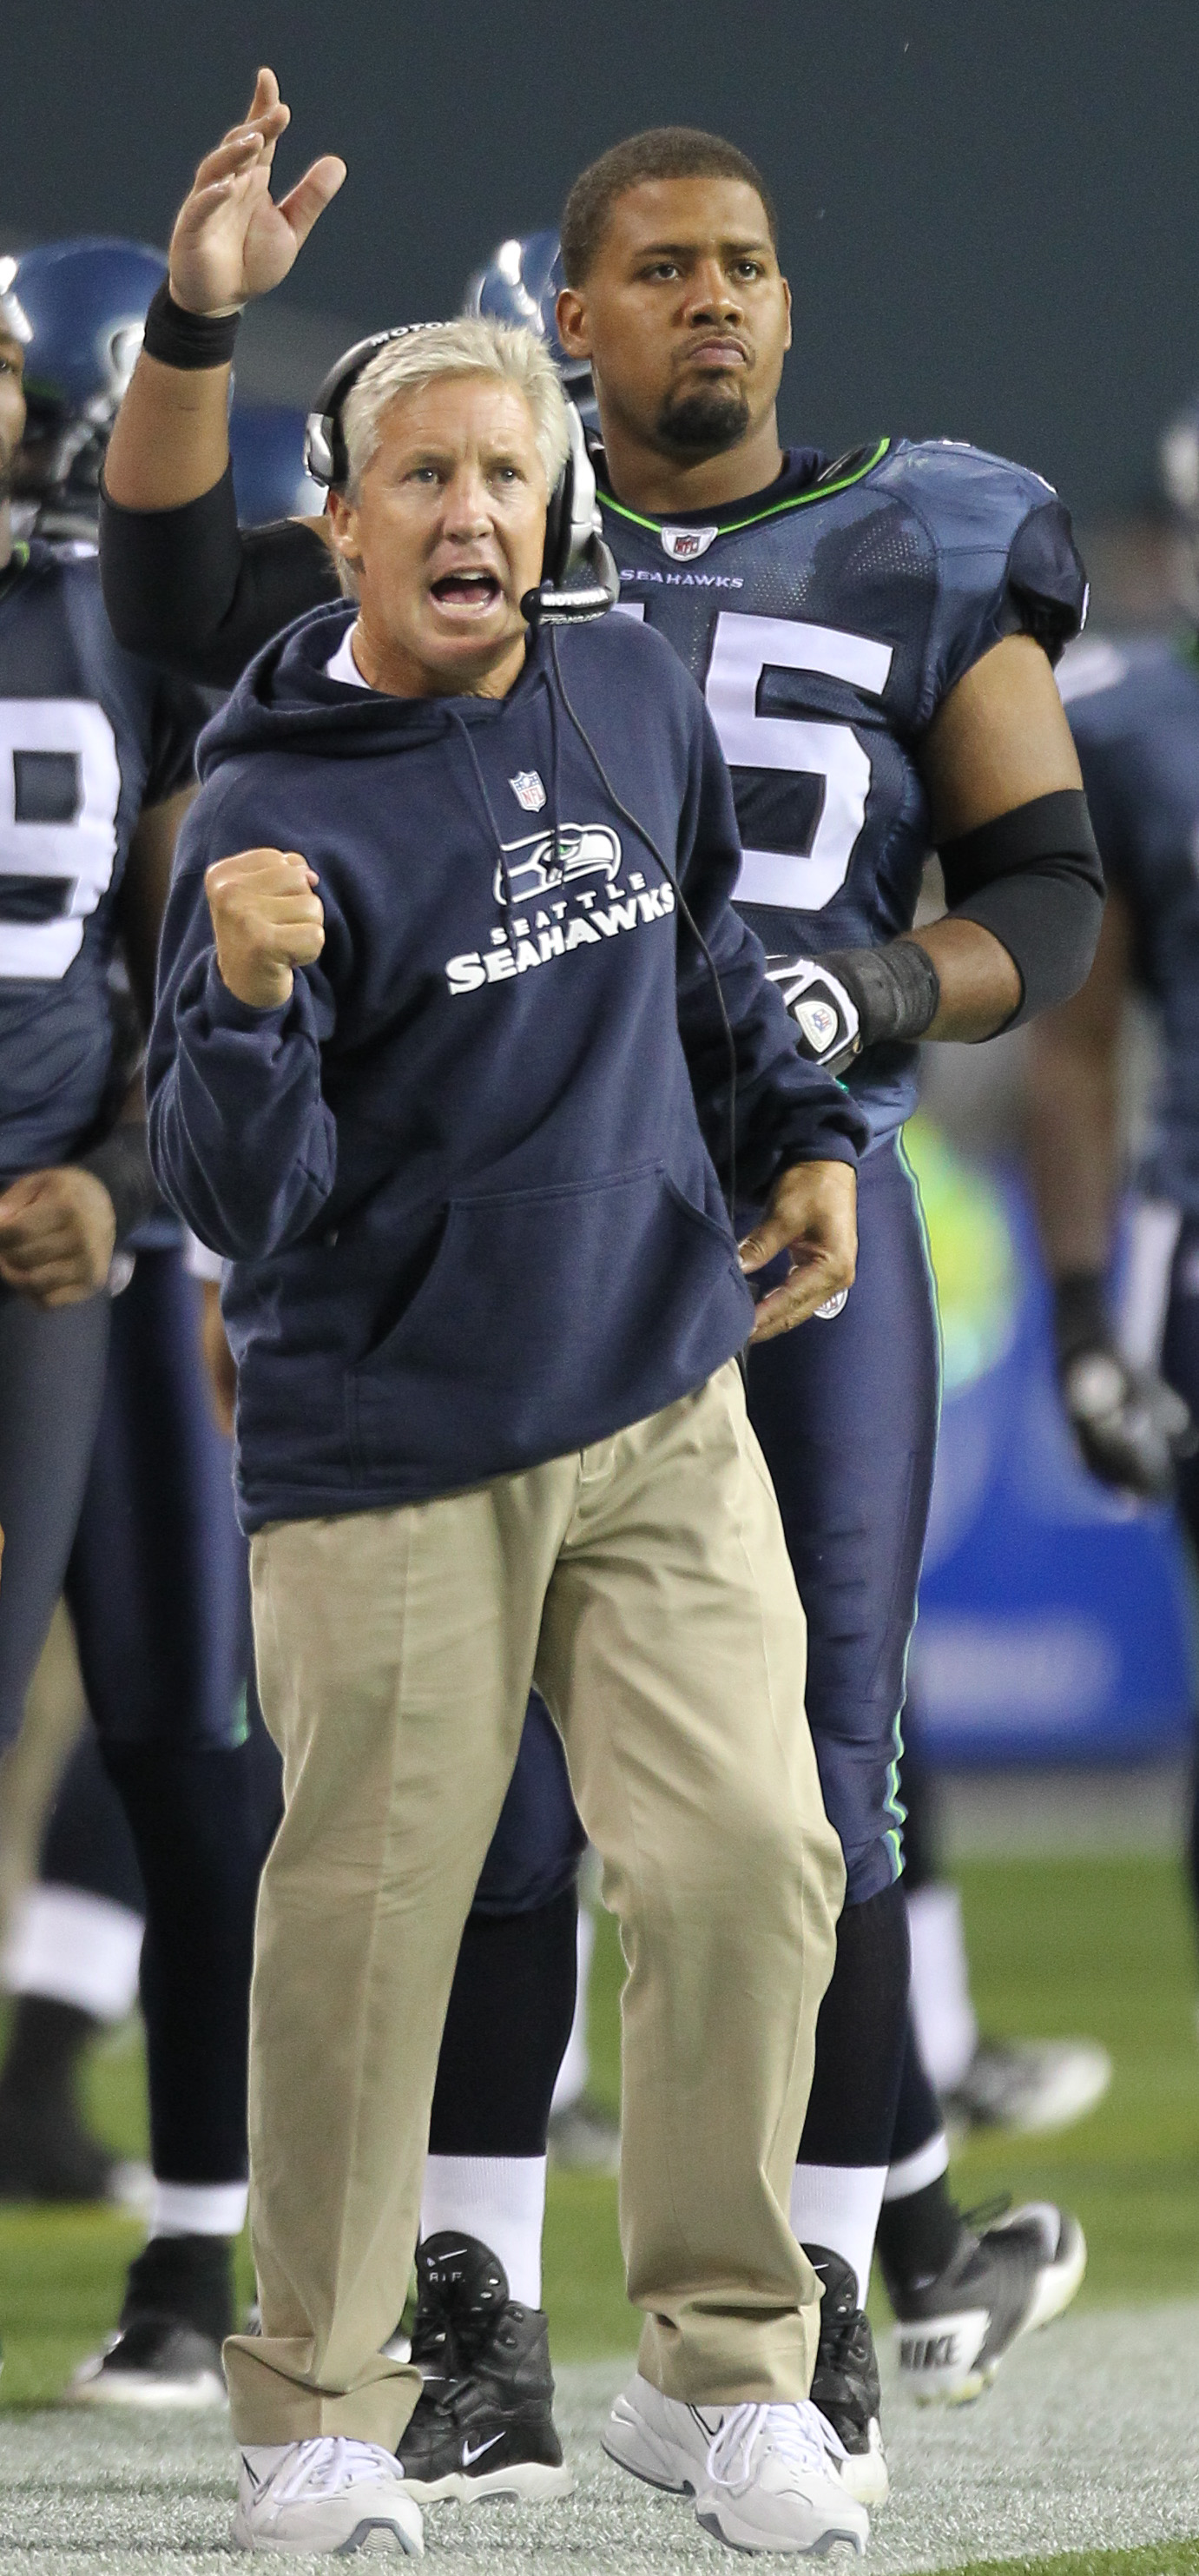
[3,5,1199,2566]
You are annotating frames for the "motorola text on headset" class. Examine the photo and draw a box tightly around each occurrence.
[303,323,620,627]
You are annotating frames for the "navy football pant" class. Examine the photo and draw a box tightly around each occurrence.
[12,1249,272,2189]
[0,1285,110,1757]
[1159,1218,1199,1924]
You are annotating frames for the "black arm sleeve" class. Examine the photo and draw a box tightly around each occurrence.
[939,786,1105,1025]
[99,465,340,688]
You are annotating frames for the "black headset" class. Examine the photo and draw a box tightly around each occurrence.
[304,325,619,626]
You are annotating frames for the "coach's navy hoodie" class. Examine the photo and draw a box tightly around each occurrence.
[148,601,866,1530]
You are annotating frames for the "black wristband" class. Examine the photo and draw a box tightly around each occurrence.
[142,279,241,372]
[821,940,940,1049]
[78,1123,159,1249]
[1053,1269,1110,1366]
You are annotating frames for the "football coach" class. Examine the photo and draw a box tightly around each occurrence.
[147,315,866,2557]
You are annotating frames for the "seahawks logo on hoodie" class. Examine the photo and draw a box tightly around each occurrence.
[492,823,622,909]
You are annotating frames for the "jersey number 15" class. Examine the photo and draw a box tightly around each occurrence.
[619,604,893,910]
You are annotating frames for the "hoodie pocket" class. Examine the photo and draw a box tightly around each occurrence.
[346,1161,749,1489]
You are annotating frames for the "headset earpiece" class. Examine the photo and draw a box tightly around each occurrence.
[523,401,620,628]
[304,325,443,492]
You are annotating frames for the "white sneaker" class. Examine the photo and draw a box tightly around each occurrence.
[233,2438,424,2555]
[603,2374,868,2554]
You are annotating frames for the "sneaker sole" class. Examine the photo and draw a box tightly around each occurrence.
[232,2509,423,2555]
[400,2460,575,2505]
[696,2499,867,2555]
[899,2214,1088,2406]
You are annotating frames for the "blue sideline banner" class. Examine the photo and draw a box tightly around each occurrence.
[904,1118,1197,1767]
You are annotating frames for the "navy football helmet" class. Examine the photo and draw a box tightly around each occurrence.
[464,231,597,429]
[6,237,167,538]
[228,404,322,526]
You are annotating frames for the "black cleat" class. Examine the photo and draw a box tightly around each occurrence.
[64,2231,232,2408]
[396,2231,574,2503]
[884,2201,1087,2403]
[803,2245,888,2508]
[0,1998,148,2209]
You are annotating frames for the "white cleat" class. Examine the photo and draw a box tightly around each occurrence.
[943,2039,1111,2139]
[603,2373,869,2554]
[233,2437,424,2555]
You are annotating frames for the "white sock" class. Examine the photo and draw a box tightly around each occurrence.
[420,2154,546,2308]
[150,2178,248,2237]
[0,1884,143,2023]
[906,1884,978,2092]
[882,2128,950,2202]
[788,2163,888,2307]
[550,1907,596,2115]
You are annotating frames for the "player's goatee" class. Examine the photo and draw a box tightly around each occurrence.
[656,384,751,453]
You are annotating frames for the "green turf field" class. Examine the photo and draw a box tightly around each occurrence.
[1,1846,1196,2404]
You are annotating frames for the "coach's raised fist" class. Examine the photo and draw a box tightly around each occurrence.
[205,848,325,1011]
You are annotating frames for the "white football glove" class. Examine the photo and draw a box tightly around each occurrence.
[764,954,862,1077]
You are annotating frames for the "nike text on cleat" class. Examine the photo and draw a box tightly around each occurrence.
[233,2436,423,2555]
[603,2374,869,2554]
[395,2232,573,2504]
[803,2245,888,2508]
[886,2202,1087,2403]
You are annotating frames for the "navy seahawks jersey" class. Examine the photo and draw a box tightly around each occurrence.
[0,540,208,1176]
[600,437,1088,1146]
[1059,631,1199,1212]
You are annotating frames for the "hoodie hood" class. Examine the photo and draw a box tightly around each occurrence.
[197,598,553,775]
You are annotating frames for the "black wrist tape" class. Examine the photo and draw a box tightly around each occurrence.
[1053,1269,1110,1364]
[821,940,941,1049]
[142,280,241,371]
[78,1123,159,1248]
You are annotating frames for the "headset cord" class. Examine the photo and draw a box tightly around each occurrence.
[548,627,740,1238]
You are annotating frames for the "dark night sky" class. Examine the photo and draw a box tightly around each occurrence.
[4,0,1197,517]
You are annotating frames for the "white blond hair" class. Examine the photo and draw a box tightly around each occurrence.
[341,316,570,503]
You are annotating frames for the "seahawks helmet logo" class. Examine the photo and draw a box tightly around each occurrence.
[494,822,622,908]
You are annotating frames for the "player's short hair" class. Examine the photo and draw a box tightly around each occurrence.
[561,128,779,286]
[341,316,570,505]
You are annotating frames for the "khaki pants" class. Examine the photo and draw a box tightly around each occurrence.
[225,1359,845,2443]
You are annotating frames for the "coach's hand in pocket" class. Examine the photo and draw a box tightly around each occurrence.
[739,1159,859,1343]
[205,848,325,1011]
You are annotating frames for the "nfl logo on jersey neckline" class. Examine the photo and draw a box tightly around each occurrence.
[660,525,717,561]
[510,770,547,812]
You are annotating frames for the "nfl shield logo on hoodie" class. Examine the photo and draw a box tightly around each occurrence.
[510,770,547,813]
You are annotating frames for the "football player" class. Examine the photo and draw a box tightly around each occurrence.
[1025,410,1199,1889]
[0,240,273,2401]
[98,76,1100,2497]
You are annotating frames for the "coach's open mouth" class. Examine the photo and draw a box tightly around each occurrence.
[429,571,504,608]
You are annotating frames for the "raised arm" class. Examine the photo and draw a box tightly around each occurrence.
[105,68,344,512]
[100,69,344,680]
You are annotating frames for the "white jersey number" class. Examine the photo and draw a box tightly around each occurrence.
[617,601,893,912]
[0,699,122,981]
